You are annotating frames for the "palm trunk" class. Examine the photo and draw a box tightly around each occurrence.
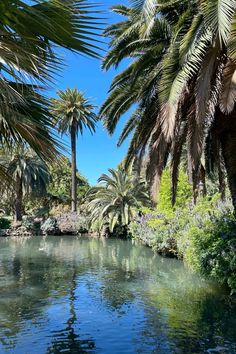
[215,107,236,213]
[71,124,77,212]
[218,157,226,201]
[15,175,23,222]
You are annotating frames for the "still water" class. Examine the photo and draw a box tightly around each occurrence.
[0,236,235,354]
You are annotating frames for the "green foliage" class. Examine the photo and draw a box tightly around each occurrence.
[86,167,150,234]
[157,168,192,216]
[100,0,236,211]
[0,217,11,229]
[130,196,236,294]
[48,155,89,203]
[41,217,59,235]
[0,0,102,162]
[51,89,97,137]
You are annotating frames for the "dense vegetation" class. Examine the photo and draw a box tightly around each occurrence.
[129,169,236,294]
[101,0,236,210]
[0,0,236,296]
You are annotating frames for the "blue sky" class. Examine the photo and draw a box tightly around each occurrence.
[49,0,132,185]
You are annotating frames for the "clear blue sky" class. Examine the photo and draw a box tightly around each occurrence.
[49,0,132,185]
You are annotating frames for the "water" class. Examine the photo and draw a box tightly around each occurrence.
[0,236,235,354]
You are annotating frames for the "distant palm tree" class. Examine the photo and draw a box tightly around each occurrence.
[0,147,49,221]
[87,168,150,233]
[52,89,97,212]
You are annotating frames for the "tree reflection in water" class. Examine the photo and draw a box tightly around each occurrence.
[46,261,95,354]
[0,236,235,354]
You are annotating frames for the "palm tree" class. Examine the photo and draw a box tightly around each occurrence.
[86,167,150,234]
[0,147,49,221]
[100,1,176,203]
[52,89,97,212]
[101,0,236,211]
[0,0,102,167]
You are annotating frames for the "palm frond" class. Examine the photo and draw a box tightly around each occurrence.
[220,60,236,113]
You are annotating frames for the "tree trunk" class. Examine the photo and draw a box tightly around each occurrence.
[15,175,23,222]
[218,156,226,201]
[71,124,77,212]
[215,107,236,213]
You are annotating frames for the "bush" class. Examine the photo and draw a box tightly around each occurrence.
[129,196,236,294]
[180,206,236,294]
[22,216,41,232]
[0,217,11,229]
[157,167,192,216]
[41,217,59,235]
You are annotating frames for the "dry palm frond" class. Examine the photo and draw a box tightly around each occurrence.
[146,124,170,205]
[220,60,236,114]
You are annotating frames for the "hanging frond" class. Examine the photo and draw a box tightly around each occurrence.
[220,60,236,113]
[201,0,236,46]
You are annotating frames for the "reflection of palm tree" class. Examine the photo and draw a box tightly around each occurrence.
[46,261,95,354]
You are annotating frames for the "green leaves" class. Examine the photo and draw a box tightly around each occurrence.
[0,146,49,196]
[201,0,236,46]
[52,88,97,137]
[101,0,236,205]
[0,0,103,161]
[86,167,150,233]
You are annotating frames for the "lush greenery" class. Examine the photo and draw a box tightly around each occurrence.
[86,167,150,235]
[0,0,101,221]
[0,147,49,221]
[101,0,236,211]
[129,169,236,294]
[48,155,89,204]
[0,0,102,170]
[0,0,236,299]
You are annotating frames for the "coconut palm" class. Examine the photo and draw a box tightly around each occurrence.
[52,88,97,212]
[86,168,150,233]
[0,147,49,221]
[101,0,236,211]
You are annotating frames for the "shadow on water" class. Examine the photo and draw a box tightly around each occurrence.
[0,236,235,353]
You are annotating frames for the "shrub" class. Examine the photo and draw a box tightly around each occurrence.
[129,196,236,294]
[0,217,11,229]
[22,216,41,232]
[41,217,59,235]
[157,167,192,216]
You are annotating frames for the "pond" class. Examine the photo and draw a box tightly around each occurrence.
[0,236,235,354]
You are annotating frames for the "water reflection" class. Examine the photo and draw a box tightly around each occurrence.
[0,236,235,353]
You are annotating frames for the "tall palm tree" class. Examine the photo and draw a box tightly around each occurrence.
[0,147,49,221]
[52,89,97,212]
[86,167,150,233]
[101,0,236,211]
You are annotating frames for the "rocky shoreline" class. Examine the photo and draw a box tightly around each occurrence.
[0,214,100,238]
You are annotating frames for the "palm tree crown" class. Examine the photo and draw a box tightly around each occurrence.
[87,168,150,233]
[0,146,49,221]
[101,0,236,210]
[52,89,97,136]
